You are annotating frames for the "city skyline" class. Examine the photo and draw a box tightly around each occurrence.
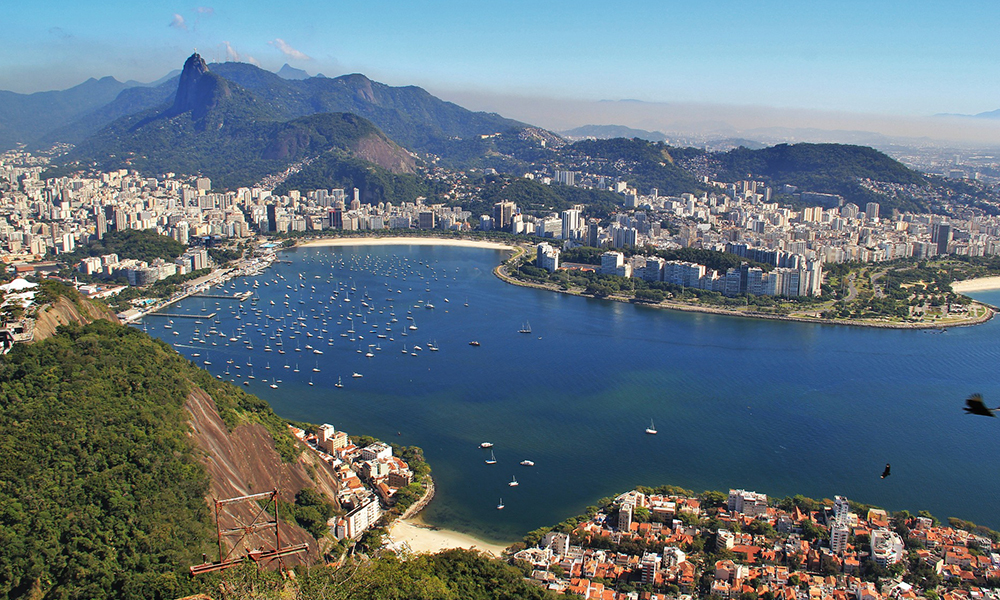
[5,0,1000,121]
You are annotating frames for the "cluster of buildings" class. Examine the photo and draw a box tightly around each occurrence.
[535,240,824,299]
[481,154,1000,269]
[77,248,210,285]
[255,187,474,234]
[292,424,416,542]
[5,141,1000,286]
[0,154,262,265]
[594,249,825,298]
[517,486,1000,600]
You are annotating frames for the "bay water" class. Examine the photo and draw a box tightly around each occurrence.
[144,244,1000,542]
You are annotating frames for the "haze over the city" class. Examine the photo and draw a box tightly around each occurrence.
[6,0,1000,145]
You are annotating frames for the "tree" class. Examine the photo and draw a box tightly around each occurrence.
[701,490,728,508]
[918,510,939,526]
[800,520,827,542]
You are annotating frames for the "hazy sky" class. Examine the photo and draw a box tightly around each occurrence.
[4,0,1000,118]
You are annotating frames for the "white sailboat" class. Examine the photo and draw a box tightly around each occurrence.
[645,419,658,435]
[518,320,532,334]
[496,498,505,510]
[508,476,519,487]
[335,377,344,388]
[485,450,497,465]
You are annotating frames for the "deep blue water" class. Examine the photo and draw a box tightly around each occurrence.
[142,244,1000,543]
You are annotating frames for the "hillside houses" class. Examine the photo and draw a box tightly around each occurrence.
[516,487,1000,600]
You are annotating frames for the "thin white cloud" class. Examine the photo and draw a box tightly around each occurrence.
[269,38,311,61]
[221,41,259,66]
[196,6,214,15]
[169,13,187,30]
[222,41,240,61]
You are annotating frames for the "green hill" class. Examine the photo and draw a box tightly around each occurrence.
[566,137,707,196]
[208,548,560,600]
[708,143,931,211]
[274,153,428,204]
[0,320,215,599]
[0,315,336,598]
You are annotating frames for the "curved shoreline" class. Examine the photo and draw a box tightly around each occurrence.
[285,234,995,330]
[388,476,511,556]
[492,251,996,330]
[952,276,1000,293]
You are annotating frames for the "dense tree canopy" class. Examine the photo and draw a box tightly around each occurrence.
[64,228,186,264]
[0,319,307,599]
[0,320,213,599]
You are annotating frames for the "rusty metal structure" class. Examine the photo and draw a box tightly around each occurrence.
[189,489,308,575]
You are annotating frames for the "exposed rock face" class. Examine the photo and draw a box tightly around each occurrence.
[355,134,416,174]
[170,53,231,120]
[184,387,341,564]
[32,295,119,341]
[341,74,377,104]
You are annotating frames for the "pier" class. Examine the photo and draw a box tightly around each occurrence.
[146,312,217,319]
[193,291,253,301]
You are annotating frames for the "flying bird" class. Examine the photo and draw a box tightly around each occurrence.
[963,394,999,417]
[881,463,891,479]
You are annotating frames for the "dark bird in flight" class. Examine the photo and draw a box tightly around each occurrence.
[963,394,999,417]
[881,463,891,479]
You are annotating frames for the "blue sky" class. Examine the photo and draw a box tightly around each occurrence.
[4,0,1000,116]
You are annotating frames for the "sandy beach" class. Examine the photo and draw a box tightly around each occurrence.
[952,276,1000,293]
[388,519,510,557]
[298,236,514,251]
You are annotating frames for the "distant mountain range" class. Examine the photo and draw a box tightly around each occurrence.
[0,76,150,149]
[63,54,422,193]
[1,58,528,160]
[2,55,956,214]
[276,63,316,80]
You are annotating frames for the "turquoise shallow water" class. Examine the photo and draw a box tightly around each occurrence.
[144,245,1000,543]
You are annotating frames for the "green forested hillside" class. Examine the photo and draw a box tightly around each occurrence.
[709,143,931,211]
[61,55,409,190]
[274,153,432,204]
[208,65,527,154]
[0,320,303,599]
[714,143,925,186]
[207,548,560,600]
[463,175,626,220]
[566,138,706,196]
[0,321,213,598]
[62,228,186,264]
